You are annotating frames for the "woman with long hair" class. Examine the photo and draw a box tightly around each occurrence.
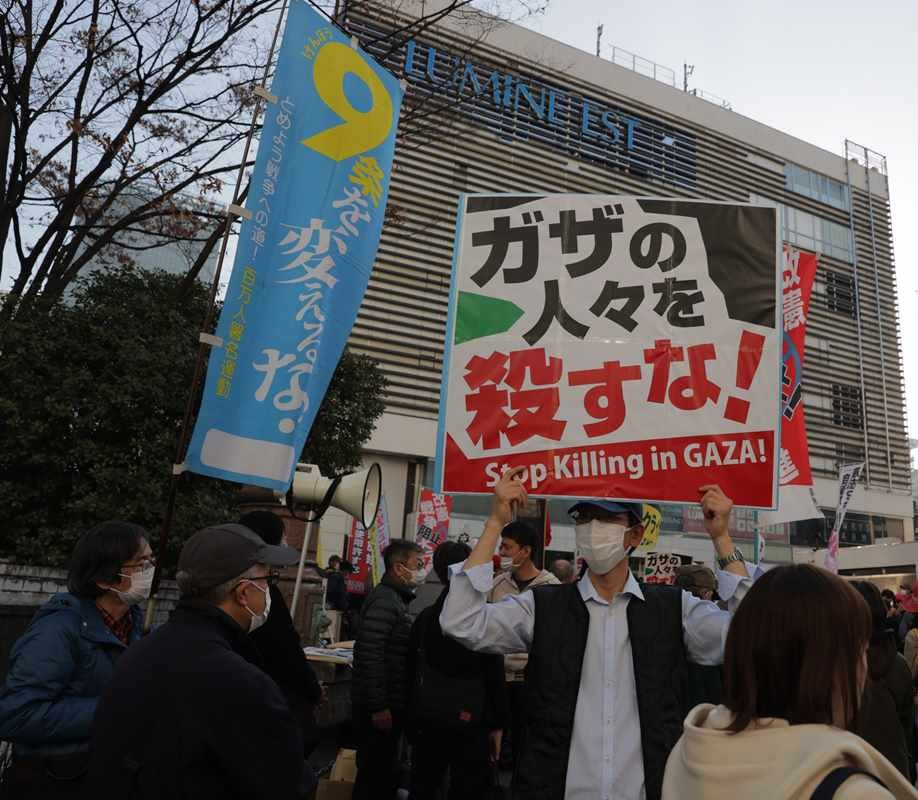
[663,564,917,799]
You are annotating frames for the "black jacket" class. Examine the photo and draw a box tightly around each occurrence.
[351,574,415,713]
[856,630,913,779]
[408,587,510,731]
[87,600,311,799]
[250,585,321,705]
[326,572,349,612]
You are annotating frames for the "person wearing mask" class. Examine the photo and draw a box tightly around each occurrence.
[663,565,917,799]
[0,521,152,798]
[238,510,323,758]
[87,524,312,799]
[408,541,510,799]
[851,581,914,780]
[489,520,559,770]
[550,558,576,584]
[325,555,349,612]
[441,468,753,800]
[351,540,426,800]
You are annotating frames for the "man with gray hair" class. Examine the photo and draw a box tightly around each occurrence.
[88,524,312,799]
[550,558,576,584]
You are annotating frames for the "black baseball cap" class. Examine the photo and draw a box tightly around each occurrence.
[178,523,298,592]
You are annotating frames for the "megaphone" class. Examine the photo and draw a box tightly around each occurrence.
[280,462,381,528]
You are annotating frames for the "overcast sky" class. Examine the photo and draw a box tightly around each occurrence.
[521,0,918,439]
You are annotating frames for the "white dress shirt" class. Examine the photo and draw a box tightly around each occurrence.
[440,563,755,800]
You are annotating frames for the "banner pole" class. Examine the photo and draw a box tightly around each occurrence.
[291,517,318,622]
[145,0,292,632]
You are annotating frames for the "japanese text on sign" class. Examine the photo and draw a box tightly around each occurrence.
[436,195,781,507]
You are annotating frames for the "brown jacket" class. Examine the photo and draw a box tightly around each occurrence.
[488,568,560,681]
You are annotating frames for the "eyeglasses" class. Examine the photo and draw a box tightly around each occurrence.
[237,574,279,589]
[122,556,157,571]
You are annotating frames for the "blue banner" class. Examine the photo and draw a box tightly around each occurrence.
[185,1,403,491]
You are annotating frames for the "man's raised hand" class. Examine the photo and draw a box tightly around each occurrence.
[489,466,529,526]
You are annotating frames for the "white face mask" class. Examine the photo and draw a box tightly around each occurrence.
[499,556,518,572]
[402,562,430,588]
[575,520,636,576]
[242,580,271,633]
[113,564,155,605]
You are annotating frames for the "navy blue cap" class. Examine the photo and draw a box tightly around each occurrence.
[567,500,644,526]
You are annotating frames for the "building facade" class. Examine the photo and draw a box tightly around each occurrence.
[316,2,910,568]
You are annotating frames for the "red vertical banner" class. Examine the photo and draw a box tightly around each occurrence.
[346,517,372,595]
[415,488,453,571]
[760,246,822,526]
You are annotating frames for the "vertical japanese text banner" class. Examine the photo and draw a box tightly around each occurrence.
[759,246,822,526]
[185,0,404,490]
[369,494,391,586]
[824,462,864,574]
[415,488,453,571]
[435,195,781,507]
[346,515,372,595]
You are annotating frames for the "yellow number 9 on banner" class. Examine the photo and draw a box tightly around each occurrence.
[301,42,394,162]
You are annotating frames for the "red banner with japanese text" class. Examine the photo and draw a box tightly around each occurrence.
[759,246,822,526]
[435,195,781,507]
[414,488,452,571]
[346,516,372,595]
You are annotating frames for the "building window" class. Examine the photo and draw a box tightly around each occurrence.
[782,205,853,262]
[832,383,863,430]
[825,270,857,317]
[749,194,853,262]
[785,163,850,211]
[835,442,865,467]
[821,509,871,546]
[805,332,830,362]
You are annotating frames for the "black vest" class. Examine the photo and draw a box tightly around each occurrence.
[514,581,686,800]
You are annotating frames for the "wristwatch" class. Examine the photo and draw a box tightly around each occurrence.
[716,547,745,570]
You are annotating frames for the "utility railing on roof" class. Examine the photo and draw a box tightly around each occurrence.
[608,45,676,88]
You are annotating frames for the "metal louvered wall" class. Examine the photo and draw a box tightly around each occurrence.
[345,11,910,499]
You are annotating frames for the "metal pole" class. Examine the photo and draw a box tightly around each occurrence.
[843,140,872,488]
[291,517,319,620]
[144,0,292,632]
[863,153,893,490]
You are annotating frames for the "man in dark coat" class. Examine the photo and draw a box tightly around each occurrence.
[87,524,312,799]
[351,539,425,800]
[240,511,323,756]
[853,581,914,780]
[408,540,509,799]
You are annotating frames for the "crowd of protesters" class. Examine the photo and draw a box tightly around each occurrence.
[2,471,918,799]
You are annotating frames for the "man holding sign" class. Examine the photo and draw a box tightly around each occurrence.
[441,468,753,800]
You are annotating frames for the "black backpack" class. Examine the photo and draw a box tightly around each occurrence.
[411,609,486,731]
[810,766,886,799]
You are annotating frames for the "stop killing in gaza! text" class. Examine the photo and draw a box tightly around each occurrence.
[483,438,768,491]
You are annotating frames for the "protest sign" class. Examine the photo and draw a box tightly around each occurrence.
[759,246,822,525]
[435,195,781,507]
[348,492,390,589]
[346,516,372,595]
[185,1,404,490]
[642,551,691,584]
[825,462,864,573]
[415,488,452,571]
[638,504,662,550]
